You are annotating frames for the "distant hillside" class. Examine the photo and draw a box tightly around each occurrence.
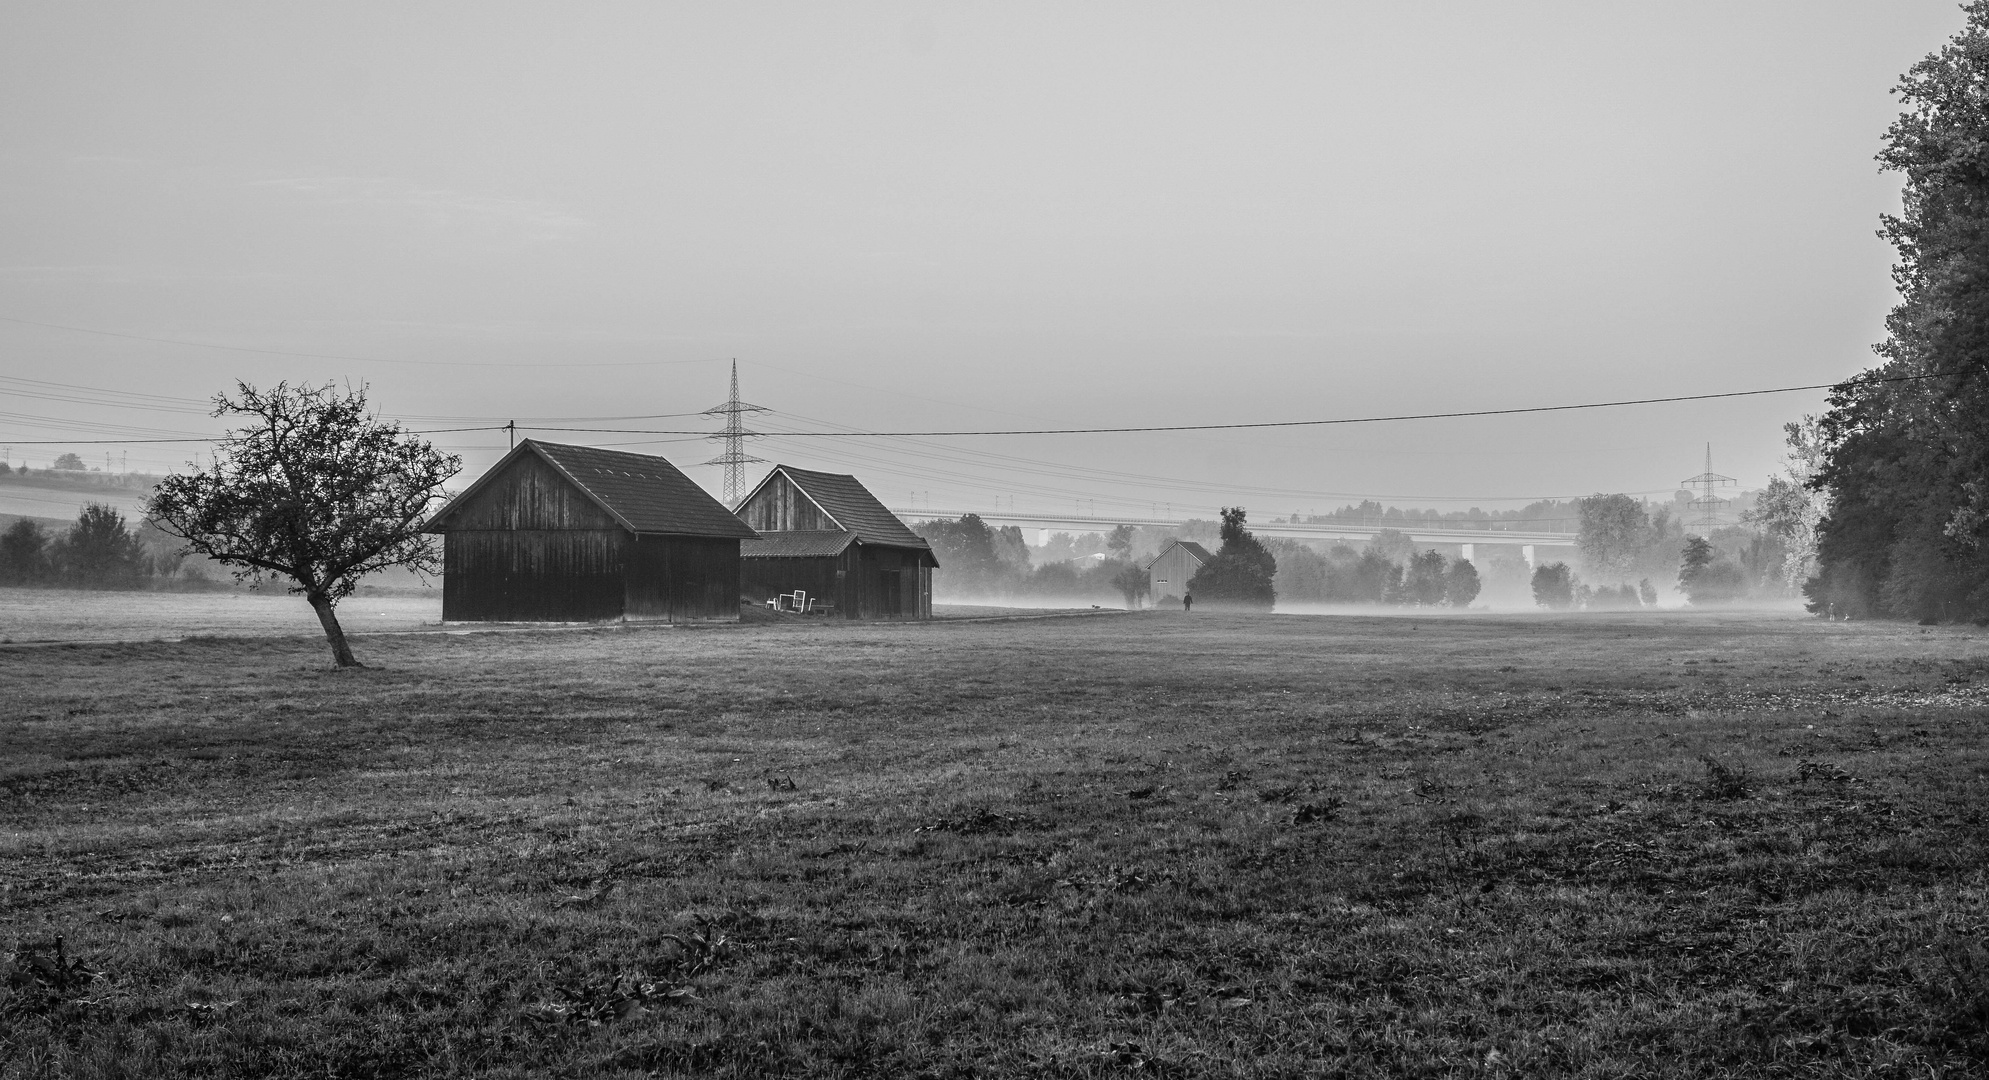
[0,472,153,523]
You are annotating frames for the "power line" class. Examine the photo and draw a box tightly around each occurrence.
[507,375,1888,438]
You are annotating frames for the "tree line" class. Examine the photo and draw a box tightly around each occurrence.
[1260,531,1480,608]
[1786,3,1989,623]
[0,504,197,589]
[913,515,1155,608]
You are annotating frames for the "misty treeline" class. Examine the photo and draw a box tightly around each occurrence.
[1281,499,1582,534]
[1255,531,1477,608]
[1573,493,1794,607]
[916,491,1805,612]
[0,458,158,489]
[1788,4,1989,623]
[913,515,1154,607]
[913,510,1491,611]
[0,504,209,590]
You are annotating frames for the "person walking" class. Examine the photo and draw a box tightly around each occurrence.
[1183,593,1194,613]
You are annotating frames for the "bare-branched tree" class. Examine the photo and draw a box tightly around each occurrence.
[147,381,461,667]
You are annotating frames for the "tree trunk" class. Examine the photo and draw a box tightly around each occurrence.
[307,591,362,668]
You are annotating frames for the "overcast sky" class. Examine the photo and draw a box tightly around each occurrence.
[0,2,1961,520]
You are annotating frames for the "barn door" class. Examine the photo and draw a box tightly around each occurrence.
[879,569,902,616]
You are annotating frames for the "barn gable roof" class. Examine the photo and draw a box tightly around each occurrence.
[741,465,931,551]
[1146,539,1213,571]
[426,440,759,539]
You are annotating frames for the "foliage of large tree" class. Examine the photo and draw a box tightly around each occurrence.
[58,504,148,588]
[1402,549,1448,606]
[1110,561,1150,610]
[1530,562,1575,610]
[1576,494,1649,580]
[147,381,460,667]
[914,513,1018,596]
[1813,4,1989,620]
[1186,507,1276,611]
[1444,558,1482,607]
[0,519,49,585]
[1745,418,1830,593]
[1678,536,1747,607]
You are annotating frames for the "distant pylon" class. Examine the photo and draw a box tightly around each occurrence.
[702,360,770,508]
[1680,442,1736,532]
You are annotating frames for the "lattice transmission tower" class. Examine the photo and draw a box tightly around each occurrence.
[702,360,770,508]
[1680,442,1736,533]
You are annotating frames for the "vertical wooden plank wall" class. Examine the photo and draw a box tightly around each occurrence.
[624,536,742,622]
[441,455,633,621]
[737,473,836,532]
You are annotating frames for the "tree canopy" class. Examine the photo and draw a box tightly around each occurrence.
[1186,507,1277,611]
[1811,4,1989,620]
[1531,563,1575,610]
[147,381,459,667]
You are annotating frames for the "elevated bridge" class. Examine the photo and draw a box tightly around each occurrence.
[890,509,1578,558]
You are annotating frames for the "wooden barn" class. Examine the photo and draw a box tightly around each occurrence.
[424,440,759,623]
[1146,539,1212,607]
[735,465,937,619]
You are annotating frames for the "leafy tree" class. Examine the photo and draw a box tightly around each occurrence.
[1745,417,1831,593]
[1265,538,1331,603]
[1638,577,1658,607]
[1444,558,1481,607]
[989,524,1031,570]
[51,453,86,471]
[1105,524,1135,560]
[1811,5,1989,620]
[1577,494,1651,580]
[1531,562,1575,610]
[1403,549,1448,606]
[1367,528,1414,566]
[1352,550,1403,603]
[56,503,148,588]
[1678,536,1747,606]
[0,519,50,585]
[915,513,1018,596]
[1027,560,1080,597]
[1186,507,1277,611]
[147,381,460,667]
[1110,560,1150,610]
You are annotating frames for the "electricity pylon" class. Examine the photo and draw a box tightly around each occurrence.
[702,360,769,508]
[1681,443,1736,533]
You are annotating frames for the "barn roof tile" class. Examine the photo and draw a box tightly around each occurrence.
[749,466,931,551]
[428,440,759,539]
[741,531,857,558]
[1146,539,1214,570]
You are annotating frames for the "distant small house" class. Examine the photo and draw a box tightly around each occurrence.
[735,465,937,618]
[424,440,758,623]
[1146,539,1213,607]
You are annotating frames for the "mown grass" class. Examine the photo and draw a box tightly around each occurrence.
[3,611,1988,1078]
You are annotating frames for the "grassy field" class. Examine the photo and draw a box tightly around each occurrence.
[3,611,1987,1077]
[0,589,445,645]
[0,589,1098,646]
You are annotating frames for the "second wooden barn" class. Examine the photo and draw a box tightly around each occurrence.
[424,440,759,622]
[735,465,937,618]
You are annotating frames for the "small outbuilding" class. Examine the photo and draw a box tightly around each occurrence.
[1146,539,1213,607]
[424,440,759,623]
[735,465,937,618]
